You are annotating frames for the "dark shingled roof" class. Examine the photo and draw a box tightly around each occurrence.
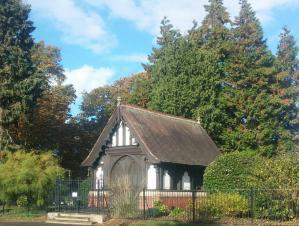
[82,105,220,167]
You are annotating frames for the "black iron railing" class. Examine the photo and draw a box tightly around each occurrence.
[50,179,299,225]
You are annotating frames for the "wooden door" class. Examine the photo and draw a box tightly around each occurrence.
[110,155,143,190]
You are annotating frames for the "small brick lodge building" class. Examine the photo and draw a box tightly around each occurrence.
[82,101,220,191]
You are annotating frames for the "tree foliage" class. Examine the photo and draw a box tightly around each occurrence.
[0,150,64,207]
[203,151,299,191]
[1,0,298,179]
[0,0,44,149]
[203,151,261,190]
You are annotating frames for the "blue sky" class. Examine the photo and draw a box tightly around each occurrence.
[25,0,299,114]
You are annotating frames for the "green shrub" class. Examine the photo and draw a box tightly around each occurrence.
[195,192,249,218]
[253,189,298,221]
[16,195,28,207]
[0,150,64,207]
[203,151,262,191]
[110,192,139,218]
[255,154,299,189]
[203,152,299,221]
[169,207,185,219]
[153,200,170,215]
[145,200,170,218]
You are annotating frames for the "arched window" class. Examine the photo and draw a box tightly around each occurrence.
[182,171,191,190]
[95,166,104,189]
[147,165,157,189]
[118,122,123,146]
[111,121,137,147]
[163,170,171,190]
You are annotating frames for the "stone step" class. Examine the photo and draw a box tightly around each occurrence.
[54,216,90,222]
[59,213,95,219]
[46,219,94,225]
[47,212,105,224]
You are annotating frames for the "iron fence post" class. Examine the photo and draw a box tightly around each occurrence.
[250,188,255,225]
[58,179,61,213]
[143,188,146,219]
[192,190,196,222]
[97,179,100,214]
[77,178,80,213]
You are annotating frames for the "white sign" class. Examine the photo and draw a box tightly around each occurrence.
[72,192,78,198]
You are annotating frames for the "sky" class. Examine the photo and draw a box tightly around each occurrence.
[25,0,299,115]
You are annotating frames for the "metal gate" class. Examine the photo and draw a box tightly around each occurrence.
[52,179,107,213]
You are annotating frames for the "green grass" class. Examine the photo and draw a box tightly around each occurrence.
[0,206,46,220]
[129,221,217,226]
[104,219,219,226]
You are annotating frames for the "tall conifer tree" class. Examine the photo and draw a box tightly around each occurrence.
[0,0,44,150]
[191,0,232,144]
[274,26,299,149]
[223,0,281,155]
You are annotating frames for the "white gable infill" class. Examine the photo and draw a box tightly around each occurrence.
[111,121,137,147]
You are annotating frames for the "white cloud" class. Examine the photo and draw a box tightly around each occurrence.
[84,0,299,35]
[111,54,148,63]
[64,65,115,95]
[27,0,117,53]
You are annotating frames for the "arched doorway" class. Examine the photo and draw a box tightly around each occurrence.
[110,155,143,190]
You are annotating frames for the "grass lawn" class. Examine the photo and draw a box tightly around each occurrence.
[130,221,217,226]
[0,206,46,221]
[103,219,219,226]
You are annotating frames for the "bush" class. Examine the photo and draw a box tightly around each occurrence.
[255,153,299,189]
[253,154,299,220]
[203,151,262,191]
[193,192,249,219]
[203,152,299,221]
[254,190,296,221]
[110,192,139,218]
[146,200,170,218]
[0,150,64,207]
[153,200,169,215]
[169,207,185,219]
[16,195,28,207]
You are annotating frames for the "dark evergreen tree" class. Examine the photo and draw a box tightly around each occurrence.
[0,0,44,150]
[190,0,231,49]
[191,0,233,144]
[144,17,181,72]
[223,0,281,155]
[145,18,229,143]
[274,26,299,149]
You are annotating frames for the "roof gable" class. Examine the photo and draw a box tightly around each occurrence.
[82,105,220,166]
[110,121,138,147]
